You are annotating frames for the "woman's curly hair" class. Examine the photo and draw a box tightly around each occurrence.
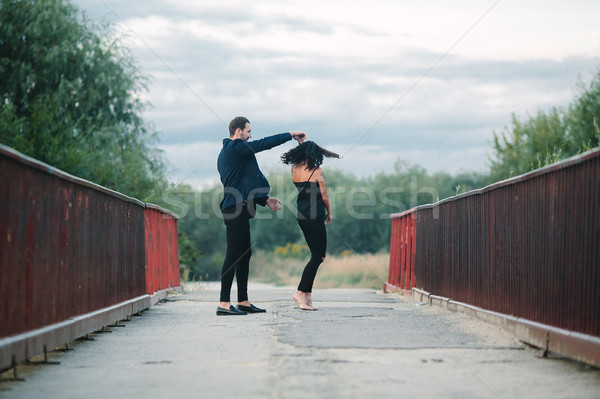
[281,141,339,170]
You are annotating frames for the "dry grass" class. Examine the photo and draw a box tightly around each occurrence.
[250,251,389,290]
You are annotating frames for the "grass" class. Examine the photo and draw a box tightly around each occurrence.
[249,250,389,290]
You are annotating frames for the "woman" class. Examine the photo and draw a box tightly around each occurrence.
[281,141,339,310]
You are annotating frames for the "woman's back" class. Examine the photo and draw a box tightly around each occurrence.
[292,165,325,220]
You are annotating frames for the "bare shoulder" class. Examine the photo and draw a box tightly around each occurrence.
[313,167,325,180]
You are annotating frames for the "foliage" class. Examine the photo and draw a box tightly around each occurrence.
[489,68,600,180]
[178,230,202,272]
[567,70,600,152]
[0,0,167,200]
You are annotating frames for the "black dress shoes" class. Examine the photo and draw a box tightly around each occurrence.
[237,303,266,313]
[216,305,247,316]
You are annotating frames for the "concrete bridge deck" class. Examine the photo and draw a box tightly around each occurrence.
[1,283,599,398]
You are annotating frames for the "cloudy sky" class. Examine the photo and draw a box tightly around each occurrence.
[73,0,600,188]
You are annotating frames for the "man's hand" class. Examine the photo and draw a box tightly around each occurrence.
[290,131,306,143]
[266,197,283,211]
[325,212,332,225]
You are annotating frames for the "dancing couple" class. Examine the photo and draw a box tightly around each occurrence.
[216,116,338,315]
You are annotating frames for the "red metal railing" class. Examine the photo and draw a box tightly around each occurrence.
[145,205,180,294]
[0,145,180,341]
[386,210,416,292]
[387,148,600,338]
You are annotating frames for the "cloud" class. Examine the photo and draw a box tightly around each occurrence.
[158,140,222,187]
[73,0,600,186]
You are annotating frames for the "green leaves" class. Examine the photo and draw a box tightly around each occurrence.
[0,0,166,200]
[489,68,600,180]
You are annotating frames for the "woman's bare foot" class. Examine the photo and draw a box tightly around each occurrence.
[305,293,318,310]
[293,290,315,310]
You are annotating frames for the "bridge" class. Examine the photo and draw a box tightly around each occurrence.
[1,144,599,397]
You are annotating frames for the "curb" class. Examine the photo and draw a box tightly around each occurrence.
[383,283,412,296]
[0,287,179,372]
[404,287,600,368]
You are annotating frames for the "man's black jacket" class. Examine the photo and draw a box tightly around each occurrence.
[217,132,292,212]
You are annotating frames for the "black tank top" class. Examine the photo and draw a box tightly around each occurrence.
[294,169,326,220]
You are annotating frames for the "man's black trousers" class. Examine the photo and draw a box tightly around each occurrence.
[219,204,252,303]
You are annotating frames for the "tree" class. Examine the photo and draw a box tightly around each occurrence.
[0,0,166,200]
[567,69,600,152]
[489,67,600,181]
[489,108,567,181]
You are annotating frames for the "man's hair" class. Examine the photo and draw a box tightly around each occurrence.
[281,141,339,170]
[229,116,250,137]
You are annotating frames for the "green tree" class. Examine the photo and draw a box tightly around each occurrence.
[489,67,600,181]
[567,69,600,152]
[489,108,567,181]
[0,0,166,200]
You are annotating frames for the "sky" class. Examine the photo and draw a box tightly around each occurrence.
[72,0,600,189]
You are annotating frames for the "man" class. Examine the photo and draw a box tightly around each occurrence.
[216,116,306,315]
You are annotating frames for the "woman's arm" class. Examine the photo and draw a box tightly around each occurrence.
[316,168,332,224]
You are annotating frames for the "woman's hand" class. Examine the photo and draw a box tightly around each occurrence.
[290,131,306,143]
[266,197,283,211]
[325,212,332,225]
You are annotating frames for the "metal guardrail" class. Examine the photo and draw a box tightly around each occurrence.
[386,209,416,292]
[145,204,180,294]
[387,148,600,362]
[0,144,180,371]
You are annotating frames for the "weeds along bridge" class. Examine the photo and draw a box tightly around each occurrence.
[1,144,599,397]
